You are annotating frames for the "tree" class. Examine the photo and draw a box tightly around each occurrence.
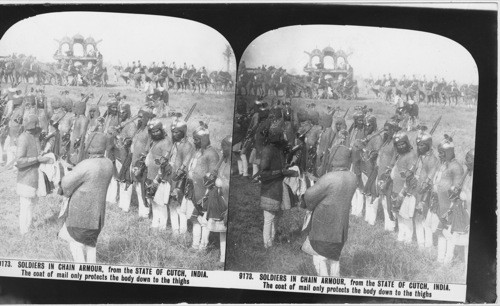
[223,45,233,72]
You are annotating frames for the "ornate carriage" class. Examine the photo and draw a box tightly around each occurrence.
[53,34,103,68]
[303,47,357,99]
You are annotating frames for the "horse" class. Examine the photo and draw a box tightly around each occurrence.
[189,71,210,94]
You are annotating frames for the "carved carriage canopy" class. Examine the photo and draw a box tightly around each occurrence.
[54,34,102,65]
[303,47,352,79]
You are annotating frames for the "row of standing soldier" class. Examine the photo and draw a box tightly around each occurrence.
[233,95,474,277]
[0,87,229,266]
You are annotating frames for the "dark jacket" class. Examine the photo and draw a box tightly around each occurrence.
[305,170,357,243]
[62,156,114,230]
[260,144,286,210]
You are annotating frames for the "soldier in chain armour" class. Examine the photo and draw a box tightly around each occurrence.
[169,117,194,235]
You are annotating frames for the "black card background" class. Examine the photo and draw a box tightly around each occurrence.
[0,4,496,303]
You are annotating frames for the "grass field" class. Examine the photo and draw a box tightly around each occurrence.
[0,76,235,270]
[226,92,477,284]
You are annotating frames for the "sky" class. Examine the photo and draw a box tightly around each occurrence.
[0,12,236,72]
[242,25,478,84]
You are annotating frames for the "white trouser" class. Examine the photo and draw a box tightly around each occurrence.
[397,216,413,244]
[263,210,277,248]
[169,200,187,235]
[69,242,97,263]
[364,195,378,225]
[151,200,168,230]
[7,142,16,166]
[219,232,227,262]
[19,196,37,234]
[118,182,133,212]
[240,154,248,176]
[192,219,209,250]
[252,164,259,178]
[106,161,122,204]
[379,196,396,231]
[59,223,96,263]
[414,214,433,248]
[437,233,455,264]
[134,182,149,218]
[312,255,340,277]
[351,189,364,217]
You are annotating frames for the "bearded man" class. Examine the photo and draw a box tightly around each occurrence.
[168,117,194,235]
[86,103,101,134]
[144,119,172,230]
[58,132,113,263]
[349,111,367,217]
[259,121,298,248]
[103,100,121,204]
[110,104,138,212]
[205,135,231,265]
[68,100,89,165]
[303,143,356,277]
[433,136,464,264]
[375,119,401,231]
[390,131,419,244]
[315,112,334,178]
[359,114,384,225]
[413,131,440,249]
[51,97,74,171]
[5,93,24,165]
[302,109,322,179]
[183,124,219,251]
[16,115,53,234]
[249,101,270,182]
[130,110,155,218]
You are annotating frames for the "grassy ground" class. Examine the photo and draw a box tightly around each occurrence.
[0,79,234,270]
[226,93,477,283]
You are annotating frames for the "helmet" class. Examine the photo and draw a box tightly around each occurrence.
[416,131,432,155]
[329,145,351,169]
[119,104,131,119]
[437,134,455,161]
[393,131,412,154]
[87,132,107,154]
[319,112,333,129]
[73,101,86,115]
[416,131,432,147]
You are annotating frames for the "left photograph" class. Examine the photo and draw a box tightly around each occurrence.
[0,12,236,270]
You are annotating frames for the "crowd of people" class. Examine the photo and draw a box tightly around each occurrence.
[0,84,229,267]
[233,94,474,277]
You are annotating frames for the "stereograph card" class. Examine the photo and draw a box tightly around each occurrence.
[0,3,495,304]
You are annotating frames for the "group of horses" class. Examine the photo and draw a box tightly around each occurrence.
[0,56,44,85]
[366,78,478,107]
[114,65,233,94]
[237,67,359,100]
[0,56,108,88]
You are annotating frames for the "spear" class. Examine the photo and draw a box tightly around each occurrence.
[429,115,442,135]
[343,107,350,119]
[184,103,197,122]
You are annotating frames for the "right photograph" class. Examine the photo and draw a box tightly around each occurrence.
[227,25,478,285]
